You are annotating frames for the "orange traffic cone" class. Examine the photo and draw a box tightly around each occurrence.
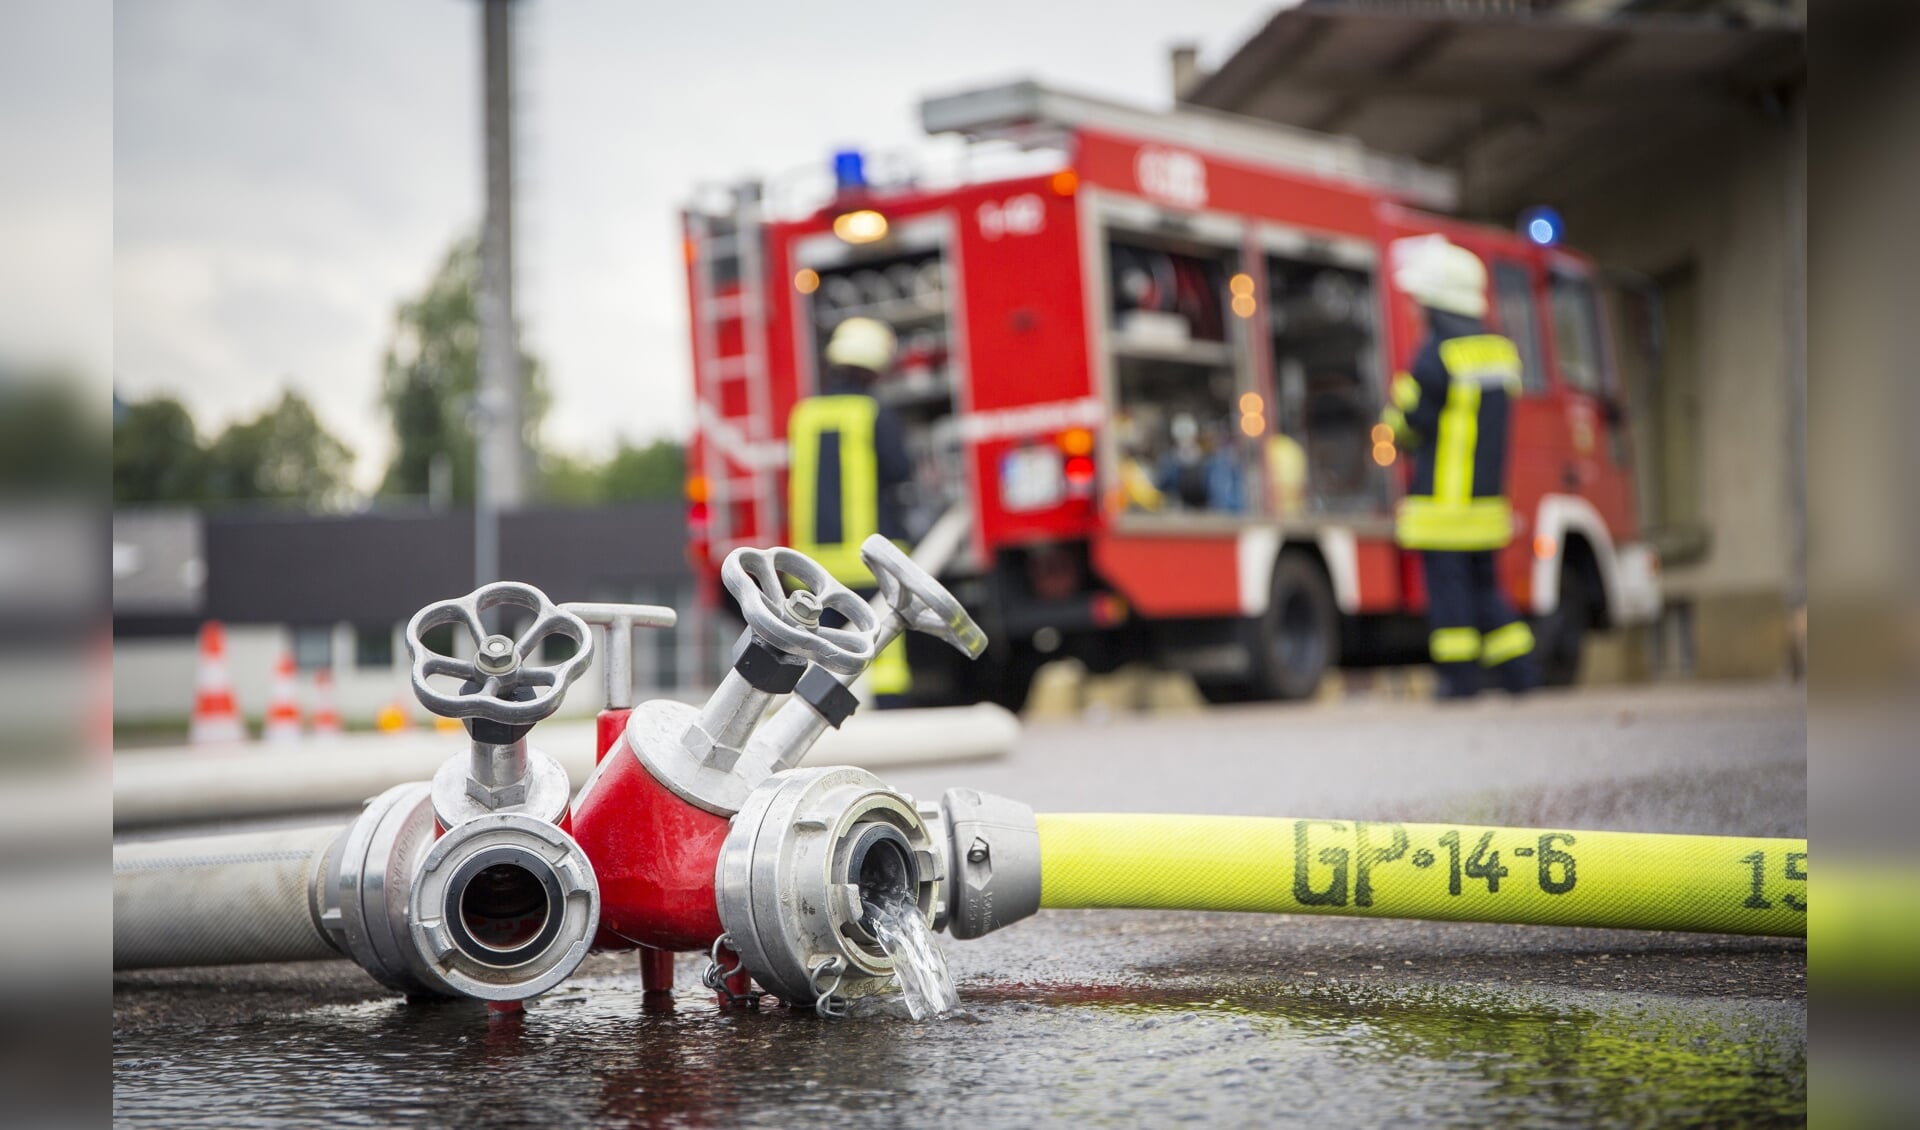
[310,668,343,736]
[189,621,245,744]
[264,650,303,743]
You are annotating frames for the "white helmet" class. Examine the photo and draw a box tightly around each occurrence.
[1390,234,1488,319]
[824,316,897,374]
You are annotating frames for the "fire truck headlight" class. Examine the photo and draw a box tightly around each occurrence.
[833,210,889,245]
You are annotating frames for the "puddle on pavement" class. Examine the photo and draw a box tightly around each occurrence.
[114,973,1803,1127]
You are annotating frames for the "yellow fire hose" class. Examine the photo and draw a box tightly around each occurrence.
[1037,814,1806,938]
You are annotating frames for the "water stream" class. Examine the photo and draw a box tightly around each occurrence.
[864,894,959,1019]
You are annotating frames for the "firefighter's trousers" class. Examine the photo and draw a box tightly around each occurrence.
[1422,550,1539,698]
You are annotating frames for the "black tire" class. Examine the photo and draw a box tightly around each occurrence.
[1252,553,1340,700]
[1197,553,1339,704]
[1539,564,1591,687]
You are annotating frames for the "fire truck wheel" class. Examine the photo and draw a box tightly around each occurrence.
[1253,553,1339,700]
[1200,553,1337,704]
[1538,564,1592,687]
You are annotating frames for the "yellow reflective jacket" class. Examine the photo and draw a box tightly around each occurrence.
[1382,316,1522,552]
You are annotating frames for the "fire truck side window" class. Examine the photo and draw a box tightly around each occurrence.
[1549,272,1608,395]
[1493,261,1548,396]
[1106,235,1252,517]
[1265,249,1384,516]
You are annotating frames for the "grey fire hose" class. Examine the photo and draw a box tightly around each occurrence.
[114,825,340,969]
[114,781,600,1002]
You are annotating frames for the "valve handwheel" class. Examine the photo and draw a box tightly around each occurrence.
[723,546,878,676]
[406,582,593,726]
[859,535,987,659]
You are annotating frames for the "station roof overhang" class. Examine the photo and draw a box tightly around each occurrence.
[1183,5,1805,219]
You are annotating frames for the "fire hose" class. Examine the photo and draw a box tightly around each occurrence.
[927,809,1806,940]
[114,529,1805,1016]
[114,825,343,968]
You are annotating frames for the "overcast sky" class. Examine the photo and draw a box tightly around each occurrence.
[113,0,1275,488]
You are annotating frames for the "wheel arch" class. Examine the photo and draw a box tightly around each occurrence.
[1236,526,1361,618]
[1529,494,1620,627]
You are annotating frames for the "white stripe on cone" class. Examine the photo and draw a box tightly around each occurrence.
[310,669,342,736]
[189,621,245,745]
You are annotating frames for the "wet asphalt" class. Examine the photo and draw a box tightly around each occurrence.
[114,681,1806,1127]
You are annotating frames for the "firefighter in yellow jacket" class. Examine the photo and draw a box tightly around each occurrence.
[788,316,913,699]
[1381,236,1539,698]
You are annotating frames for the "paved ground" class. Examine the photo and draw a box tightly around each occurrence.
[114,681,1806,1127]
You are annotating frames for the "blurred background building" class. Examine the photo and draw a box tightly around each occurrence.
[111,504,714,735]
[1179,0,1805,679]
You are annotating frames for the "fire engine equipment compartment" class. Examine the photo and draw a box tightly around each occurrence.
[1106,230,1255,516]
[1263,233,1389,516]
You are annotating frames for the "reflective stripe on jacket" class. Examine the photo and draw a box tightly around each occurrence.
[1384,319,1523,552]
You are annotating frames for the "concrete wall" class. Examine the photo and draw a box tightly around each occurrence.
[1558,105,1804,679]
[113,614,730,733]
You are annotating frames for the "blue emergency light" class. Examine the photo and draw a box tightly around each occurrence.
[833,149,867,192]
[1520,205,1564,247]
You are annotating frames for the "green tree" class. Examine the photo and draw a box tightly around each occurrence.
[599,438,685,501]
[201,390,355,507]
[536,437,685,505]
[112,394,205,504]
[378,237,548,503]
[113,389,355,508]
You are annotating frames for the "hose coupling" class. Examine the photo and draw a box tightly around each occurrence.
[935,787,1041,940]
[714,766,945,1008]
[317,782,600,1001]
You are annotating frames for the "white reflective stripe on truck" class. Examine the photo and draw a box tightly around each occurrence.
[1529,493,1659,624]
[953,398,1106,444]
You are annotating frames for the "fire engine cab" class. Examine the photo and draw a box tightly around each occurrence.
[682,81,1661,707]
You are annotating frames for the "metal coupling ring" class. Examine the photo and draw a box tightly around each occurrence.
[405,581,593,726]
[406,812,600,1002]
[714,766,944,1010]
[722,546,877,675]
[859,535,987,658]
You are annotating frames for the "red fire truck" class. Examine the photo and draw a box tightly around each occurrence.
[682,81,1660,707]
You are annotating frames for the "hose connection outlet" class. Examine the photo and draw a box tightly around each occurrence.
[714,766,945,1009]
[317,782,601,1001]
[937,787,1042,940]
[407,812,600,1001]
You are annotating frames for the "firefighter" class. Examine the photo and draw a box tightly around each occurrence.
[1381,236,1540,699]
[788,315,913,699]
